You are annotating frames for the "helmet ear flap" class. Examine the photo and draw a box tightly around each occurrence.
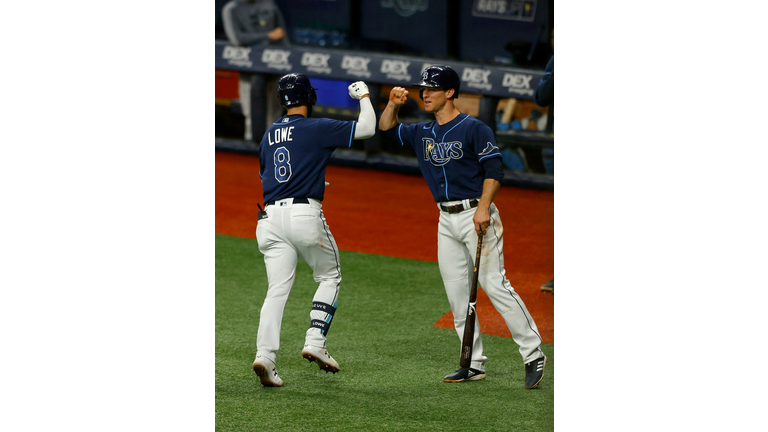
[419,88,424,100]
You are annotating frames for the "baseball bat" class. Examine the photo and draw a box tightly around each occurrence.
[459,234,483,369]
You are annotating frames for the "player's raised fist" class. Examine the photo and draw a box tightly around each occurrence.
[348,81,370,99]
[389,87,408,104]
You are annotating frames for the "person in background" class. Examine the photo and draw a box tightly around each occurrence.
[222,0,289,142]
[534,52,553,294]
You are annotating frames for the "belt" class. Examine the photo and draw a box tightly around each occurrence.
[266,197,310,207]
[440,199,479,214]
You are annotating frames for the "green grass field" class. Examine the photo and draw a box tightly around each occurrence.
[216,234,554,431]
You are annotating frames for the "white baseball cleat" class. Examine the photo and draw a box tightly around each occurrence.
[252,356,284,387]
[301,345,340,374]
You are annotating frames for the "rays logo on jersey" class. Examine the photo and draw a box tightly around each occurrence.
[422,138,463,166]
[479,142,499,156]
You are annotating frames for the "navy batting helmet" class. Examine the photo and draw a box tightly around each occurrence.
[277,73,318,107]
[413,65,460,99]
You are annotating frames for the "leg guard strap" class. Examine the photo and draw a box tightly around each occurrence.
[310,302,337,336]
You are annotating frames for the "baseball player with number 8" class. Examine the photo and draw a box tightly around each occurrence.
[379,66,547,388]
[252,73,375,387]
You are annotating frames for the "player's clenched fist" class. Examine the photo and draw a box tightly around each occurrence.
[348,81,370,99]
[389,87,409,104]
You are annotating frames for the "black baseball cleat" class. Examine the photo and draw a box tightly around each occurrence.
[540,279,554,294]
[443,367,486,383]
[524,355,546,389]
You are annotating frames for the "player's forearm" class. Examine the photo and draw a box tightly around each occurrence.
[478,178,500,209]
[275,6,289,41]
[238,30,272,46]
[378,101,400,131]
[473,178,500,236]
[354,96,376,139]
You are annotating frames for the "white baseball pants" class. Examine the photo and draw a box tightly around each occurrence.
[437,199,544,370]
[255,198,341,364]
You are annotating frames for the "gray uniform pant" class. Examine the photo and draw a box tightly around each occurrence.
[239,73,282,142]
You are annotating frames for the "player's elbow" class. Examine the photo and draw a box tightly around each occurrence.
[378,119,396,132]
[481,157,504,182]
[355,122,375,140]
[355,98,376,139]
[534,91,551,107]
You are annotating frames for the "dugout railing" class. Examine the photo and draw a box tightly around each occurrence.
[215,41,553,191]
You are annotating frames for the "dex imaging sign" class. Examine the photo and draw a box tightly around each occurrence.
[381,60,411,82]
[462,68,493,91]
[301,52,332,75]
[222,46,252,68]
[261,49,292,71]
[341,55,372,78]
[502,73,534,96]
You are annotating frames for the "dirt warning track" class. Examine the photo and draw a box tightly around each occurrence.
[215,151,554,343]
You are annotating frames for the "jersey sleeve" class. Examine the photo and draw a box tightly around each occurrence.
[381,123,418,149]
[481,155,504,181]
[319,118,357,149]
[258,133,267,179]
[474,122,502,163]
[534,56,554,107]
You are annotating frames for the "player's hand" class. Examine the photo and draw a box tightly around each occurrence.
[268,27,286,40]
[473,207,491,237]
[348,81,369,99]
[389,87,408,105]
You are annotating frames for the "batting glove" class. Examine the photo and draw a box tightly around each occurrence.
[348,81,369,99]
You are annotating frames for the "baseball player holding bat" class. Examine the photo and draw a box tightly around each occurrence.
[252,73,375,387]
[379,66,546,388]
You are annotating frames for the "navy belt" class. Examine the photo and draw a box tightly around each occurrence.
[440,199,479,214]
[265,197,310,207]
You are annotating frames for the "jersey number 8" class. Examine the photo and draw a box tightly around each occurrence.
[274,146,292,183]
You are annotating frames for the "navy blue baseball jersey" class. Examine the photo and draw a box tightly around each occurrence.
[383,113,503,202]
[534,56,553,107]
[259,114,356,203]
